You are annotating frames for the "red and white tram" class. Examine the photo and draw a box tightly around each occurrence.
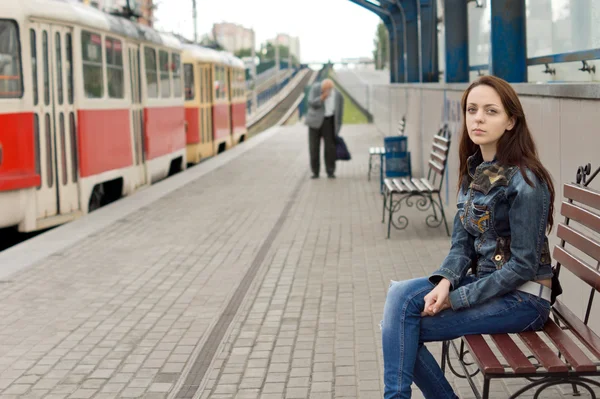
[0,0,186,233]
[182,44,247,163]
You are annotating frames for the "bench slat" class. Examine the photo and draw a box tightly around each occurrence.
[384,178,396,193]
[401,178,418,192]
[543,319,597,372]
[429,160,444,175]
[433,135,450,146]
[553,246,600,292]
[432,142,449,156]
[463,335,505,374]
[552,300,600,360]
[370,147,385,155]
[431,151,446,164]
[564,183,600,210]
[518,331,569,372]
[561,201,600,235]
[392,179,407,193]
[490,334,536,374]
[419,178,435,192]
[410,178,428,192]
[557,223,600,262]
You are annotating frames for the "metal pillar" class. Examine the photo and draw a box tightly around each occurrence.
[490,0,527,82]
[395,0,419,82]
[417,0,439,82]
[443,0,468,82]
[348,0,401,82]
[384,19,400,83]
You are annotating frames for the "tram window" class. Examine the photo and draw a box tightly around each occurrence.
[159,50,170,97]
[184,63,194,100]
[144,47,158,98]
[44,113,53,188]
[66,33,73,104]
[55,32,63,105]
[172,53,182,98]
[220,67,227,100]
[30,29,38,105]
[106,37,124,98]
[81,30,104,98]
[215,66,222,100]
[0,20,23,98]
[69,112,78,183]
[59,113,67,186]
[42,31,49,104]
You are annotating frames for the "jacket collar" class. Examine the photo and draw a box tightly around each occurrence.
[467,150,498,178]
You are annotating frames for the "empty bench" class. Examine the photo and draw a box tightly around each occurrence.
[441,162,600,399]
[382,124,451,238]
[368,116,406,192]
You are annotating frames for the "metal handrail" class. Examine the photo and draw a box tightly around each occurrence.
[468,48,600,74]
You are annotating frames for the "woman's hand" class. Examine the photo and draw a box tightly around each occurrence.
[422,279,452,317]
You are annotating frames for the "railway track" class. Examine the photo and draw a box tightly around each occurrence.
[248,70,314,136]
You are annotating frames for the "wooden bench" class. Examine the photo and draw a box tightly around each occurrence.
[368,116,406,193]
[382,124,451,238]
[441,163,600,399]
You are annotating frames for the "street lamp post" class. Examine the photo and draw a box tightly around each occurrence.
[192,0,197,42]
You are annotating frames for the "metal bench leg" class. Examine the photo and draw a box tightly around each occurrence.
[570,383,581,396]
[387,192,394,239]
[382,190,387,223]
[379,154,385,194]
[482,378,491,399]
[368,154,373,181]
[437,192,450,237]
[430,194,439,221]
[441,341,448,374]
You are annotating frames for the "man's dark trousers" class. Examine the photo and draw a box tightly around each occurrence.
[309,116,335,177]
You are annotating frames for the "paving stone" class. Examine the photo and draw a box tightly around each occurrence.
[0,123,591,399]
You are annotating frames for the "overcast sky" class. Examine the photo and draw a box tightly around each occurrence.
[153,0,381,63]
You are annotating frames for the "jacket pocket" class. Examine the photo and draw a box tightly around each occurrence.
[493,236,511,269]
[470,203,490,234]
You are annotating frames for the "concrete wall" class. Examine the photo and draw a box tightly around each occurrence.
[371,82,600,332]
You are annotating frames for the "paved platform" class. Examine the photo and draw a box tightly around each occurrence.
[0,123,596,399]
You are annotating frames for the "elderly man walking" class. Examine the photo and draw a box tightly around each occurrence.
[304,78,344,179]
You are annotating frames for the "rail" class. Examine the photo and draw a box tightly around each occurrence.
[469,48,600,76]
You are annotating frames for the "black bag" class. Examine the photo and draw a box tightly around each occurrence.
[335,136,351,161]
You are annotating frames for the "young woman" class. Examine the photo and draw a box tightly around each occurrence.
[381,75,556,399]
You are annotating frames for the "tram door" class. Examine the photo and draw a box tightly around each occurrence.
[31,23,80,221]
[128,44,146,185]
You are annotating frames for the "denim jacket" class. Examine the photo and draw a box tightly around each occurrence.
[429,151,554,311]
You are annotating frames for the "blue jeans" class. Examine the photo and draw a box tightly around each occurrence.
[381,276,551,399]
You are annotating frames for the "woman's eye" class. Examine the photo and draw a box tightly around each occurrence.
[467,108,476,113]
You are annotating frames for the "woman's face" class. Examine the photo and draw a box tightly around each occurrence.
[465,85,515,150]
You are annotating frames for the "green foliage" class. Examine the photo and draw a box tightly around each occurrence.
[373,21,388,70]
[235,48,253,58]
[258,43,299,65]
[328,72,369,125]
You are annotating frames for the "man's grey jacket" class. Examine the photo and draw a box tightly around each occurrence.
[304,82,344,135]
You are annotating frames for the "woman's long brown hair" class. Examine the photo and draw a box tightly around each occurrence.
[457,75,555,231]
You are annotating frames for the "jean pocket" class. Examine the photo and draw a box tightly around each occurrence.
[520,314,545,332]
[530,296,551,317]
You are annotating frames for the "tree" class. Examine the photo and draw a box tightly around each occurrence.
[235,48,253,58]
[258,43,299,66]
[200,36,224,51]
[373,21,389,70]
